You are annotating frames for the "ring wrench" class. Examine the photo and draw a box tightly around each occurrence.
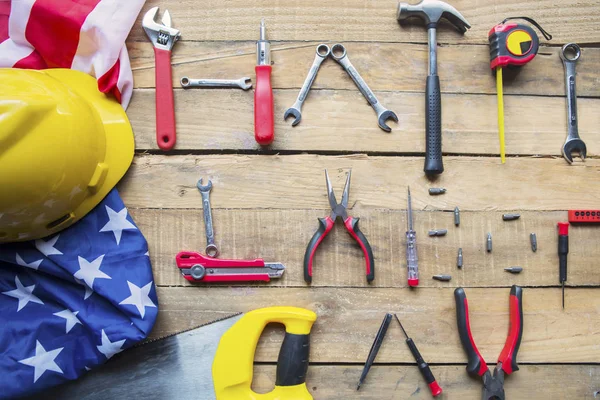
[560,43,587,163]
[330,44,398,132]
[180,77,252,90]
[284,44,331,126]
[142,7,181,151]
[197,179,218,258]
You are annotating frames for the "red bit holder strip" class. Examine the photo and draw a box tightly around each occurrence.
[176,251,285,283]
[568,210,600,223]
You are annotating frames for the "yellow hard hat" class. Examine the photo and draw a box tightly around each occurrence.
[0,68,134,242]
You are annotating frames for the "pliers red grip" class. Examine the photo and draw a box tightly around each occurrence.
[454,285,523,400]
[303,170,374,283]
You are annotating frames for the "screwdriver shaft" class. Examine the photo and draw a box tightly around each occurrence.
[393,315,442,397]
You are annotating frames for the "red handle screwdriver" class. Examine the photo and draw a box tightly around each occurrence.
[254,19,274,146]
[394,314,442,397]
[558,222,569,308]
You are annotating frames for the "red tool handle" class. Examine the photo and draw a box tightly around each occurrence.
[176,251,272,282]
[497,285,523,375]
[343,217,375,282]
[454,287,488,377]
[254,65,274,146]
[303,217,335,283]
[154,47,176,150]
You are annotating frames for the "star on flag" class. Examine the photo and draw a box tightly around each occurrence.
[53,309,82,333]
[18,341,64,383]
[35,236,63,256]
[119,281,156,318]
[16,253,43,270]
[99,206,137,245]
[73,255,111,289]
[96,330,126,360]
[2,276,44,311]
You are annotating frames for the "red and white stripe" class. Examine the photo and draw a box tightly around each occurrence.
[0,0,144,108]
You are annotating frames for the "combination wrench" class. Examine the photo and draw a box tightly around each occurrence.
[560,43,587,163]
[330,44,398,132]
[284,44,331,126]
[180,77,252,90]
[197,178,218,258]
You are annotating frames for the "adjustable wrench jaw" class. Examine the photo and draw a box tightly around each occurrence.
[143,7,181,51]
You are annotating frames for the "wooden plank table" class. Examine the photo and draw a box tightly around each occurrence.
[125,1,600,398]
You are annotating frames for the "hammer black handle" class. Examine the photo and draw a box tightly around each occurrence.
[424,75,443,175]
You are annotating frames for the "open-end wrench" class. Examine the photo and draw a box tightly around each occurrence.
[284,44,331,126]
[197,178,218,258]
[560,43,586,163]
[180,77,252,90]
[143,7,180,151]
[330,44,398,132]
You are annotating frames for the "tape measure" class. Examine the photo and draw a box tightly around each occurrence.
[489,23,540,69]
[488,17,551,164]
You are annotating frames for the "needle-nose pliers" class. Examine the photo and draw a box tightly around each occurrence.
[303,169,374,283]
[454,285,524,400]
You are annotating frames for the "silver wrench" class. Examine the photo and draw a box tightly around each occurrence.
[284,44,331,126]
[181,77,252,90]
[197,178,218,257]
[330,44,398,132]
[560,43,587,163]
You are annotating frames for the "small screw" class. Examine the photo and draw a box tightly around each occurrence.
[530,233,537,252]
[486,233,492,252]
[457,248,463,268]
[504,267,523,273]
[433,274,452,281]
[454,206,460,226]
[428,229,448,237]
[503,214,521,221]
[428,188,446,195]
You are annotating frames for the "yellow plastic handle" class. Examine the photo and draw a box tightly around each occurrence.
[213,307,317,400]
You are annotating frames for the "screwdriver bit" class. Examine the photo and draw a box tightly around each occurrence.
[486,233,492,252]
[433,274,452,281]
[457,248,463,268]
[428,188,446,195]
[454,206,460,226]
[503,213,521,221]
[428,229,448,237]
[530,233,537,252]
[504,267,523,273]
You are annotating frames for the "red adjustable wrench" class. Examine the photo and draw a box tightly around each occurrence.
[143,7,181,151]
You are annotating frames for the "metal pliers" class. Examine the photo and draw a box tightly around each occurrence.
[454,285,524,400]
[303,169,374,283]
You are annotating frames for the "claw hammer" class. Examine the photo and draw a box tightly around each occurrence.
[397,0,470,176]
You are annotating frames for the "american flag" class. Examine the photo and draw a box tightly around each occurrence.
[0,0,145,107]
[0,189,157,399]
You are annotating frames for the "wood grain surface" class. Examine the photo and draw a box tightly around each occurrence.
[122,0,600,397]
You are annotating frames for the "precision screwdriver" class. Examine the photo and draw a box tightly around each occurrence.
[393,315,442,397]
[254,19,274,145]
[406,187,419,287]
[558,222,569,309]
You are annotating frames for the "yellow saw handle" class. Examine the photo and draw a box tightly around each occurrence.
[213,307,317,399]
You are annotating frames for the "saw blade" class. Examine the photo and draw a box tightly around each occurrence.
[35,313,243,400]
